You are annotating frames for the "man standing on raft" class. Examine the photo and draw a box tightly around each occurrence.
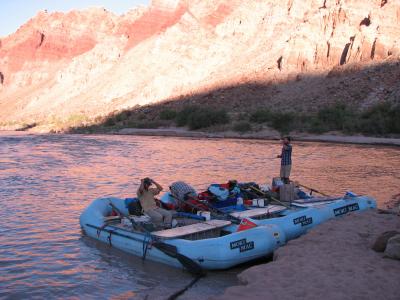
[137,177,172,228]
[277,136,292,184]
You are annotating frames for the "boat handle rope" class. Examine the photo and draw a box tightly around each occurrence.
[107,230,114,247]
[142,232,153,260]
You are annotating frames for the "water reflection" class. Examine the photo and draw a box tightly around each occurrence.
[0,133,399,299]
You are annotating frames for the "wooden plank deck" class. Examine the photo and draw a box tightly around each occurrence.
[230,205,286,219]
[152,219,231,239]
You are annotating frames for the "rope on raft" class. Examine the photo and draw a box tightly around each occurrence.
[142,232,152,260]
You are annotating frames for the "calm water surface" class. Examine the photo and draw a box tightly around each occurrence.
[0,133,399,299]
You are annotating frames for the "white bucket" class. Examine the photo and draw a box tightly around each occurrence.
[252,199,265,207]
[197,211,211,221]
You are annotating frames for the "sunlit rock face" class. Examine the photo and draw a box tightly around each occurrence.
[119,0,187,49]
[0,8,117,78]
[151,0,181,10]
[0,0,399,125]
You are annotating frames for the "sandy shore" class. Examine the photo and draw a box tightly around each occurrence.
[117,128,400,146]
[0,128,399,146]
[212,210,400,300]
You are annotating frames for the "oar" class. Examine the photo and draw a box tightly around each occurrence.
[296,182,330,197]
[170,193,242,224]
[108,202,204,276]
[248,185,290,208]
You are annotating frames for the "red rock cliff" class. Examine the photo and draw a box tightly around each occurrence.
[0,0,399,128]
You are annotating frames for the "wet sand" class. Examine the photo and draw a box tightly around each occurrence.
[214,210,400,300]
[1,129,399,146]
[117,128,400,146]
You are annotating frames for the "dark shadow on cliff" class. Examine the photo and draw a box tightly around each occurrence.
[67,60,400,136]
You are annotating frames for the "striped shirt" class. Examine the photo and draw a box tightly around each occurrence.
[281,144,292,166]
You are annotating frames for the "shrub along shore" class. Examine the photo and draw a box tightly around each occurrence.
[67,101,400,141]
[2,101,399,144]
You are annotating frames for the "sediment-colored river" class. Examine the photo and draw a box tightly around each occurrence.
[1,133,399,299]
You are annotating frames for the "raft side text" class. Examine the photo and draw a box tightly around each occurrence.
[230,238,255,252]
[333,203,360,216]
[293,215,313,226]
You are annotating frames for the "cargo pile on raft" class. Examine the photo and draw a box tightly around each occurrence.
[80,178,377,274]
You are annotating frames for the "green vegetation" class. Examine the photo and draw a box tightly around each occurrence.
[249,109,295,134]
[175,106,200,127]
[270,112,295,134]
[114,111,131,123]
[304,102,400,135]
[67,101,399,137]
[246,102,400,135]
[175,106,230,130]
[16,123,37,131]
[159,109,177,120]
[104,117,116,127]
[308,103,356,133]
[249,109,272,123]
[0,120,38,131]
[65,114,91,127]
[358,102,400,134]
[233,121,252,133]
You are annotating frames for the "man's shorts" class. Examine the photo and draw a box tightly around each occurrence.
[280,164,292,178]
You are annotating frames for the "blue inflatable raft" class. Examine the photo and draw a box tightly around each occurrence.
[80,197,285,272]
[161,191,377,242]
[233,194,377,241]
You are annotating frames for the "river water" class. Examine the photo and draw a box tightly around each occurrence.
[0,133,399,299]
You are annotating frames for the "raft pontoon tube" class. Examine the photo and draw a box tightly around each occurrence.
[80,197,285,271]
[250,194,377,241]
[162,191,377,242]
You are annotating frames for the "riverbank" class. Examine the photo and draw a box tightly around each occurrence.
[116,128,400,146]
[214,209,400,300]
[1,127,399,146]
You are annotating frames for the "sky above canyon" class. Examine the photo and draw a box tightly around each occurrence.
[0,0,150,37]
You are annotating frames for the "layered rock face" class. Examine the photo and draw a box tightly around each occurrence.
[0,0,399,127]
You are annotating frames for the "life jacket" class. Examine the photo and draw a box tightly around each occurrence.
[124,198,143,216]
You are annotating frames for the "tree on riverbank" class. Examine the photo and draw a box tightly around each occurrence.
[68,101,400,137]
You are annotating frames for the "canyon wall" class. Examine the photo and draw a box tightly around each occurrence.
[0,0,399,128]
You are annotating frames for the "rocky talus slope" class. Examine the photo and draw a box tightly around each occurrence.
[0,0,399,130]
